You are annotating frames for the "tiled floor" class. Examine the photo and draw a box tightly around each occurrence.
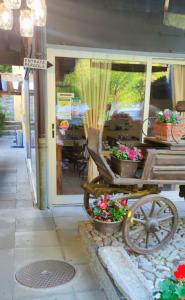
[0,136,107,300]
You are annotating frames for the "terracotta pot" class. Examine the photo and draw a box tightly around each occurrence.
[111,155,140,178]
[154,122,185,142]
[93,218,123,235]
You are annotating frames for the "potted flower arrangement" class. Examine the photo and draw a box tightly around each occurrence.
[154,109,185,142]
[91,194,129,234]
[153,264,185,300]
[111,144,144,178]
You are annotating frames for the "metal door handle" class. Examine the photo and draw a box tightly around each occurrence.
[52,123,55,138]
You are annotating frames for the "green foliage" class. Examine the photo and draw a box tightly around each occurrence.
[109,71,145,107]
[154,278,185,300]
[57,62,167,109]
[109,207,126,221]
[0,65,12,73]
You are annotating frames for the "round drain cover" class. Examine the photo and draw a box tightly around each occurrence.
[15,260,76,288]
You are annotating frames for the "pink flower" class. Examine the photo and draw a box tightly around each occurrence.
[121,199,127,206]
[164,111,170,119]
[105,194,110,199]
[99,201,108,210]
[120,145,127,152]
[129,149,137,160]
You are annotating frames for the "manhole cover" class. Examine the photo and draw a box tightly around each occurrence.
[15,260,76,288]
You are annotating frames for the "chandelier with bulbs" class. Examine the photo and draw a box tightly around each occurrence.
[0,0,47,37]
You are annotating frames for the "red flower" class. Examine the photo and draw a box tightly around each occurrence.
[121,199,127,206]
[99,200,108,210]
[174,264,185,281]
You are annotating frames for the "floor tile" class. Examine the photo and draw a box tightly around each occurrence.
[52,206,88,218]
[0,200,16,209]
[76,290,107,300]
[19,294,76,300]
[14,246,64,269]
[0,249,14,300]
[16,217,55,232]
[57,229,88,263]
[0,186,16,193]
[15,231,59,248]
[0,216,15,231]
[54,215,89,231]
[16,200,33,209]
[0,229,15,249]
[0,193,16,201]
[72,264,99,292]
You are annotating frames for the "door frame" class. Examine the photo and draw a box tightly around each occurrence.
[47,44,185,206]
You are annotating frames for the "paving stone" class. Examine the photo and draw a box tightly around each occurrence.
[16,217,55,232]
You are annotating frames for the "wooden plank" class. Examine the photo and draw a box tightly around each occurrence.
[153,171,185,180]
[154,166,185,171]
[141,149,156,180]
[155,154,185,165]
[144,137,185,150]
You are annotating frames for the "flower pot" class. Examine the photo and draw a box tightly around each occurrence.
[111,155,140,178]
[93,218,123,235]
[154,122,185,142]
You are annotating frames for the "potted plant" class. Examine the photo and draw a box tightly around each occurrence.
[153,264,185,300]
[90,194,129,234]
[154,109,185,142]
[111,144,144,178]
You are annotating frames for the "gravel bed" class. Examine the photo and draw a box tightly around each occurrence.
[83,219,185,291]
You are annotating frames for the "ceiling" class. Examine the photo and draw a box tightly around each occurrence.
[1,0,185,65]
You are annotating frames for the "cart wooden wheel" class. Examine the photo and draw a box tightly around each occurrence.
[83,176,102,213]
[123,194,178,254]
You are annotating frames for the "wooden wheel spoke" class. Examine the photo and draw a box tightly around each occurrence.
[132,217,146,225]
[153,232,161,243]
[140,207,148,220]
[159,225,171,233]
[158,214,173,223]
[156,204,168,216]
[145,232,150,248]
[149,201,156,217]
[129,226,145,237]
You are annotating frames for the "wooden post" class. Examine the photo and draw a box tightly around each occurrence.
[32,26,48,209]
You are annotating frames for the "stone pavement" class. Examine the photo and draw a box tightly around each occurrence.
[0,136,107,300]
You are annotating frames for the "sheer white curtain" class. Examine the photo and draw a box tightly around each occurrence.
[172,65,185,117]
[76,59,112,182]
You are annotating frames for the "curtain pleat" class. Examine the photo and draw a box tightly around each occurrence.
[172,65,185,118]
[76,59,112,182]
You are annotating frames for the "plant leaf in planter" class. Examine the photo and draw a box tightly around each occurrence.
[176,285,185,298]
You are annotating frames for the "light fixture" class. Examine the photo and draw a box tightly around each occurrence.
[26,0,36,9]
[20,9,33,37]
[4,0,21,10]
[0,0,47,37]
[0,3,13,30]
[32,0,46,26]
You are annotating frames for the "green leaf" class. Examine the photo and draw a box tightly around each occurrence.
[176,285,185,297]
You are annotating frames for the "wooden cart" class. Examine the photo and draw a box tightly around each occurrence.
[82,128,185,254]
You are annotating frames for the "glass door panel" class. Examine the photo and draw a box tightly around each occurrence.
[55,57,147,199]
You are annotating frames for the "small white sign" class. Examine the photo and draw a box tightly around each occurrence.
[24,58,47,70]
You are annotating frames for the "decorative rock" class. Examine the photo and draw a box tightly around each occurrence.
[156,265,170,273]
[141,262,154,273]
[144,272,155,282]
